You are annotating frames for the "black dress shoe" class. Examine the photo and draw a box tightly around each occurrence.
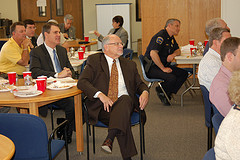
[101,138,113,153]
[157,92,171,106]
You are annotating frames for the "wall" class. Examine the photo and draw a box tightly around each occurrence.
[83,0,142,51]
[221,0,240,37]
[0,0,19,22]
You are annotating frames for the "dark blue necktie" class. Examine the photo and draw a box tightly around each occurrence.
[53,49,62,73]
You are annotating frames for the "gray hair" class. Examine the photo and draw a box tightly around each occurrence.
[209,27,230,47]
[64,14,74,22]
[205,18,224,36]
[102,35,111,52]
[164,18,181,29]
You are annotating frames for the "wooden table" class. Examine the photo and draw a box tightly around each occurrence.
[66,39,97,51]
[0,134,15,160]
[0,79,84,153]
[175,55,203,106]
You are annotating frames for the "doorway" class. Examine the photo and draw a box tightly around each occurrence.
[18,0,83,39]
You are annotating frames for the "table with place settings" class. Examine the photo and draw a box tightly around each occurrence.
[175,55,203,107]
[0,79,84,153]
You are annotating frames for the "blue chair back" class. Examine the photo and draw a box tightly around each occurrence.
[0,113,49,160]
[122,48,133,60]
[212,113,224,135]
[200,85,213,128]
[203,148,215,160]
[0,40,7,50]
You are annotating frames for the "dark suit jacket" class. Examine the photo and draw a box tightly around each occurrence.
[29,44,74,79]
[77,53,149,124]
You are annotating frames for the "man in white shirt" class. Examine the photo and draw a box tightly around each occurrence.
[198,27,231,90]
[30,22,75,143]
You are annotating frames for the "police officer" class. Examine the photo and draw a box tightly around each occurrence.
[144,18,188,105]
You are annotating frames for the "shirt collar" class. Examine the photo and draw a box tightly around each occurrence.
[221,65,232,78]
[104,54,119,64]
[44,42,56,53]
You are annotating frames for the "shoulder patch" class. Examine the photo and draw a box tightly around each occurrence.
[156,37,164,45]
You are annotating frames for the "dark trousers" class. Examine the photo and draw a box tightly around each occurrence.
[147,65,188,94]
[98,95,137,159]
[40,97,75,131]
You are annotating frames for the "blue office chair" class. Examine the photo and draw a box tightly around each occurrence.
[200,85,214,150]
[139,55,171,105]
[122,48,133,60]
[83,101,145,160]
[0,113,69,160]
[212,113,224,135]
[202,148,215,160]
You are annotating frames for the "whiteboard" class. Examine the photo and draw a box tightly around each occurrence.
[96,3,131,49]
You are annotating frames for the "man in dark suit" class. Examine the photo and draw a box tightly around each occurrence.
[78,35,149,160]
[30,22,75,143]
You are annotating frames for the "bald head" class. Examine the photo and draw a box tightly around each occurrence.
[205,18,230,37]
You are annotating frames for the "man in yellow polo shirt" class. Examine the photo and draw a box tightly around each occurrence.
[0,21,33,79]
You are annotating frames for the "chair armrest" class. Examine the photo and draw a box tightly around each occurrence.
[48,120,69,160]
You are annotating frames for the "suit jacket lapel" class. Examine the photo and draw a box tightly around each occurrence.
[101,54,110,80]
[41,44,55,71]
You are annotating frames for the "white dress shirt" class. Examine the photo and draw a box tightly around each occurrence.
[44,43,60,77]
[94,54,129,98]
[198,48,222,91]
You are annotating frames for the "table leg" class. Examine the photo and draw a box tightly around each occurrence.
[19,108,28,114]
[28,103,39,116]
[181,64,197,107]
[74,94,84,152]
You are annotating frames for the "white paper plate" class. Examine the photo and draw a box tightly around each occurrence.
[47,85,72,90]
[0,88,11,92]
[14,90,43,98]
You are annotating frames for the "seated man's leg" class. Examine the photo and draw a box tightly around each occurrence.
[53,97,75,142]
[170,65,188,94]
[147,65,177,94]
[99,95,137,158]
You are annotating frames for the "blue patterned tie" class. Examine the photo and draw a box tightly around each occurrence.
[53,49,62,73]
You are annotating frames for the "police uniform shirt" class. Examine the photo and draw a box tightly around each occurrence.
[145,29,179,67]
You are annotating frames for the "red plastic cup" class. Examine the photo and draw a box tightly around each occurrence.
[7,72,16,85]
[23,71,32,78]
[80,45,86,52]
[204,40,209,47]
[190,47,196,56]
[78,51,84,60]
[37,76,47,88]
[84,36,89,42]
[189,39,195,46]
[36,79,46,92]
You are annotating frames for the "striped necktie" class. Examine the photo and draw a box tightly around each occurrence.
[53,49,62,73]
[108,59,118,103]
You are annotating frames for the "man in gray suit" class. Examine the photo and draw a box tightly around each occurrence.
[59,14,76,39]
[78,35,148,160]
[94,15,129,48]
[30,22,75,143]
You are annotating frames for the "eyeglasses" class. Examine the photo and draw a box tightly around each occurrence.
[107,42,123,46]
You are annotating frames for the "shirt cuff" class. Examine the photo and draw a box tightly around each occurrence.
[94,91,102,98]
[54,73,59,78]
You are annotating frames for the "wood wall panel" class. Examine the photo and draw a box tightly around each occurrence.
[141,0,221,55]
[19,0,83,39]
